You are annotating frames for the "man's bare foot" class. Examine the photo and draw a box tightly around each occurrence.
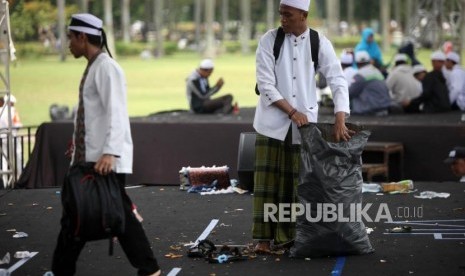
[254,241,271,254]
[148,269,161,276]
[273,240,294,250]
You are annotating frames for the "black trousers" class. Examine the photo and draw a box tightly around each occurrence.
[195,94,233,114]
[51,174,159,276]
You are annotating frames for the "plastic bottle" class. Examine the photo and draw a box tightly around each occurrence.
[381,180,414,192]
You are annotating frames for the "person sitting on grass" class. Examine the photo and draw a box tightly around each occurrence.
[403,51,451,113]
[444,52,465,110]
[186,59,234,114]
[355,28,386,76]
[386,54,421,109]
[348,51,392,116]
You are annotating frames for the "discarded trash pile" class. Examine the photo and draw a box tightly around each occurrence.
[179,166,248,195]
[187,240,252,264]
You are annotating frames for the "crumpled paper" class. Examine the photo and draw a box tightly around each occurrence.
[14,251,33,259]
[414,191,450,199]
[0,252,10,265]
[12,232,28,238]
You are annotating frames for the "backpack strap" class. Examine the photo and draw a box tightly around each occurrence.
[255,27,285,95]
[309,28,319,72]
[273,27,285,61]
[255,27,320,95]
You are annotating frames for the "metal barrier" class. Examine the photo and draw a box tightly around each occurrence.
[0,125,38,187]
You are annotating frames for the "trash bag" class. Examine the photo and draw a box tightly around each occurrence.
[290,123,374,258]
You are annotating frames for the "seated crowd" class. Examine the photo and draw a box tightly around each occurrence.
[340,47,464,115]
[185,34,462,117]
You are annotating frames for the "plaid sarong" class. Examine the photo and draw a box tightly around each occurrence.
[252,129,300,245]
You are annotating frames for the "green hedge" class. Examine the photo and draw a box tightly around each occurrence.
[222,40,259,54]
[13,36,370,58]
[14,41,183,58]
[15,42,58,58]
[116,41,179,56]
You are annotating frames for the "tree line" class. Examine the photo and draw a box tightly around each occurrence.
[7,0,465,57]
[8,0,396,43]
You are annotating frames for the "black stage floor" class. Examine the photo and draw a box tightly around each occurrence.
[1,181,464,276]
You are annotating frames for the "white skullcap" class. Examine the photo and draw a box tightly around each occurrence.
[412,64,427,75]
[68,13,103,36]
[4,94,16,103]
[430,51,446,61]
[394,53,408,63]
[280,0,311,11]
[340,52,353,65]
[446,52,460,64]
[355,51,371,63]
[199,59,214,70]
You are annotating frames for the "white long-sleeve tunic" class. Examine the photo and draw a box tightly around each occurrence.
[71,53,133,173]
[254,28,350,144]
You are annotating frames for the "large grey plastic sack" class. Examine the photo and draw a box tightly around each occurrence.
[290,123,374,258]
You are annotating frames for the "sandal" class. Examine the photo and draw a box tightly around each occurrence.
[207,246,249,263]
[188,239,250,263]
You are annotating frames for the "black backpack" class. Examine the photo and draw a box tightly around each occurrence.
[61,163,125,255]
[255,27,320,95]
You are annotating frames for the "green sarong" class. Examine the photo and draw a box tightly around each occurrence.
[252,130,300,245]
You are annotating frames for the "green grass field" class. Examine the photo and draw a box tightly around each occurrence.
[8,48,438,127]
[9,52,259,126]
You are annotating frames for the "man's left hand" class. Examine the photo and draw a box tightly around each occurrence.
[94,154,115,175]
[334,112,354,142]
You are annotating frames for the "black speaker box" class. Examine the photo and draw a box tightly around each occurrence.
[236,132,256,191]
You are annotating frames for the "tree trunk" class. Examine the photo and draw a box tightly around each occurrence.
[121,0,131,43]
[326,0,340,38]
[81,0,88,12]
[347,0,354,25]
[240,0,251,54]
[58,0,66,61]
[394,0,401,30]
[405,0,412,32]
[104,0,117,58]
[460,0,465,57]
[194,0,202,52]
[380,0,390,52]
[154,0,164,57]
[204,0,215,57]
[433,0,443,50]
[221,0,229,40]
[266,0,274,30]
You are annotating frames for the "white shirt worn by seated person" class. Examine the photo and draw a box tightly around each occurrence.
[254,28,350,144]
[386,64,422,103]
[445,64,465,106]
[343,66,358,85]
[71,53,133,174]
